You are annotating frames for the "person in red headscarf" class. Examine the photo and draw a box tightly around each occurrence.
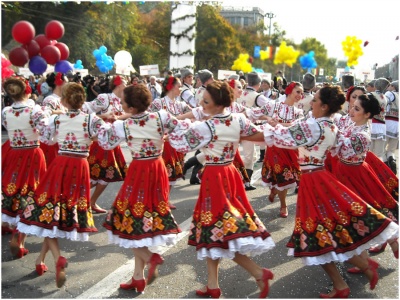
[81,75,129,213]
[247,82,304,218]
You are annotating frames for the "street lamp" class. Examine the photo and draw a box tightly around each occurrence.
[265,12,276,44]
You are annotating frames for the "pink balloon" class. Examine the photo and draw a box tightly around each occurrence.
[9,47,29,67]
[34,34,51,49]
[45,20,65,40]
[22,40,41,58]
[54,43,70,60]
[12,21,35,44]
[41,45,61,65]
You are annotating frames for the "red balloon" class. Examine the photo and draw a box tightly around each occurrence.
[34,34,51,49]
[54,43,69,60]
[50,40,57,46]
[9,47,29,67]
[41,45,61,65]
[22,40,41,58]
[12,21,35,44]
[45,20,65,40]
[363,41,369,47]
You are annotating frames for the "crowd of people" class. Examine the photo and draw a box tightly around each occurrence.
[1,67,399,298]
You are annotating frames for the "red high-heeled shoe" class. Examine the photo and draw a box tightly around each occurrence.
[369,242,387,253]
[195,286,221,298]
[9,229,28,258]
[362,263,379,290]
[319,287,350,298]
[279,207,288,218]
[2,225,13,235]
[120,278,146,292]
[257,268,274,298]
[36,263,48,276]
[146,253,164,284]
[347,257,379,274]
[56,256,68,288]
[389,240,399,259]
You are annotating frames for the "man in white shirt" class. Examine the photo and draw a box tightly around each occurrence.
[180,68,196,108]
[147,76,162,100]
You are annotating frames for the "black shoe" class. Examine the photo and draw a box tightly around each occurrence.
[245,184,256,191]
[257,149,265,162]
[294,187,298,194]
[388,156,397,174]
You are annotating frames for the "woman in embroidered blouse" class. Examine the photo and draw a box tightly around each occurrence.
[248,82,304,218]
[82,75,128,213]
[40,72,68,166]
[177,78,253,190]
[169,81,275,299]
[243,85,399,298]
[149,76,191,208]
[97,84,181,293]
[332,93,398,271]
[17,83,104,288]
[2,77,50,258]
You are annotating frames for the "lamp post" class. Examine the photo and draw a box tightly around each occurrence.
[265,12,276,44]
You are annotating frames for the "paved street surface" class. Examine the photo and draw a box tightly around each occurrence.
[1,134,399,299]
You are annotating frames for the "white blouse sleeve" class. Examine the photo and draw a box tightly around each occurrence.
[40,115,58,145]
[88,114,105,137]
[246,101,275,122]
[263,117,321,149]
[83,94,108,114]
[168,120,212,154]
[336,131,370,159]
[97,119,126,150]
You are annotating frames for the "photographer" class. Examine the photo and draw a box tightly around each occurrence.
[85,75,102,102]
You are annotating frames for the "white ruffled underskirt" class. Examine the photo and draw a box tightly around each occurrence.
[371,123,386,140]
[17,222,91,242]
[288,221,399,266]
[261,181,297,191]
[107,230,179,249]
[196,236,275,260]
[2,214,18,226]
[386,119,399,138]
[91,179,109,186]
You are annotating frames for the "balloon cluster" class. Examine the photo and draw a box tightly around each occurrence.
[252,67,264,73]
[342,36,363,67]
[274,42,299,68]
[2,55,15,79]
[260,49,271,61]
[73,60,84,70]
[231,53,252,73]
[93,46,114,73]
[9,20,73,74]
[299,51,317,71]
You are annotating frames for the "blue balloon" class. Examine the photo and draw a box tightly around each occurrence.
[28,56,47,74]
[55,60,73,73]
[99,45,107,54]
[76,59,82,64]
[99,65,108,73]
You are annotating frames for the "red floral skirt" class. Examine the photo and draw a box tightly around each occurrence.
[286,169,398,265]
[87,141,127,183]
[365,151,398,198]
[188,163,273,258]
[1,140,11,165]
[2,147,46,224]
[232,149,250,183]
[261,146,301,190]
[40,142,59,166]
[103,157,181,247]
[333,161,398,222]
[162,141,184,183]
[18,155,97,235]
[324,151,338,173]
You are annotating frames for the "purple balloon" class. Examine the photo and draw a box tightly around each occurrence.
[55,60,73,73]
[28,55,47,74]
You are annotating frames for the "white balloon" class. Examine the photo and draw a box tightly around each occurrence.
[114,50,132,66]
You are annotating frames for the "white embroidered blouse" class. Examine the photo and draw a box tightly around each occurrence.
[149,96,192,116]
[168,112,260,165]
[82,93,124,121]
[248,101,304,123]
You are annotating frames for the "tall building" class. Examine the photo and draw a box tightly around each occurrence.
[220,6,265,28]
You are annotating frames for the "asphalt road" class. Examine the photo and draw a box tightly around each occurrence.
[1,138,399,299]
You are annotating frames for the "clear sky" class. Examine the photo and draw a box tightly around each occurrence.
[220,0,399,71]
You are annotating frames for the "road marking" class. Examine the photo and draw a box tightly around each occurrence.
[76,217,192,299]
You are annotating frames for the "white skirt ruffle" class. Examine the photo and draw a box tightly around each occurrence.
[107,230,179,249]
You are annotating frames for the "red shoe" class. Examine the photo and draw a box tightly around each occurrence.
[268,188,276,203]
[147,253,164,284]
[389,240,399,259]
[36,263,48,276]
[120,278,146,292]
[347,258,379,274]
[369,242,387,253]
[91,205,107,214]
[56,256,68,288]
[169,203,177,210]
[10,229,25,258]
[362,263,379,290]
[16,247,29,258]
[280,207,288,218]
[257,268,274,298]
[320,287,350,298]
[195,286,221,298]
